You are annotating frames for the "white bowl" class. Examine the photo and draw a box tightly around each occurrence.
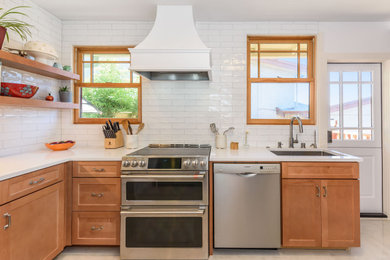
[24,41,58,62]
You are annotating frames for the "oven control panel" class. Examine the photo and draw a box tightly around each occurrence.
[121,156,209,171]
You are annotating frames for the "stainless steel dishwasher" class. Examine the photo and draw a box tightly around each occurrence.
[214,163,281,248]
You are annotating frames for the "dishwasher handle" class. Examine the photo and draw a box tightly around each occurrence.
[236,172,259,177]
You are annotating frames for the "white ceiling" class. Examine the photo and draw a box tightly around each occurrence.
[31,0,390,22]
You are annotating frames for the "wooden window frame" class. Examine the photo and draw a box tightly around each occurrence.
[73,46,142,124]
[247,36,316,125]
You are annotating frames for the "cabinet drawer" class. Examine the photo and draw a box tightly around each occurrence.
[73,178,120,211]
[73,161,121,177]
[282,162,359,179]
[72,211,120,245]
[0,164,64,205]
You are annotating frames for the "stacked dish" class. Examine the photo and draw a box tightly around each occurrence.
[24,41,58,66]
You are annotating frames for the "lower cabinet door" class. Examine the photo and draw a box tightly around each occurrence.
[282,179,322,247]
[321,180,360,248]
[72,211,120,245]
[0,182,65,260]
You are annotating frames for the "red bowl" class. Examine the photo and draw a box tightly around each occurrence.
[1,82,39,98]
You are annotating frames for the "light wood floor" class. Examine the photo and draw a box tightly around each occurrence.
[56,219,390,259]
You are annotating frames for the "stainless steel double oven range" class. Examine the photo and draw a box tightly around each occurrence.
[120,144,211,260]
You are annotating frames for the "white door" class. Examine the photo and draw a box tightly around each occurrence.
[328,63,382,214]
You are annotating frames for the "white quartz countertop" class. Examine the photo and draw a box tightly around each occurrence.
[0,146,361,181]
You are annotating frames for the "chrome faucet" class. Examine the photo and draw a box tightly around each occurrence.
[289,116,303,148]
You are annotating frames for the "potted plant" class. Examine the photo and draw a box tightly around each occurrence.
[59,86,72,102]
[0,6,32,49]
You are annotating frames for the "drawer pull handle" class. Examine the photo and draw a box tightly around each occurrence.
[91,225,104,231]
[3,213,11,230]
[91,192,104,198]
[315,185,320,197]
[92,168,105,172]
[323,186,327,197]
[29,177,45,185]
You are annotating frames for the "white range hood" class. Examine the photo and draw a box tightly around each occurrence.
[129,5,211,81]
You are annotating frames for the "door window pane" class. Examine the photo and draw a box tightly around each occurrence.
[260,43,298,51]
[343,84,359,127]
[250,43,258,51]
[83,54,91,61]
[300,43,307,51]
[362,130,372,140]
[250,52,258,78]
[260,52,298,78]
[332,130,340,140]
[361,71,372,82]
[251,83,309,119]
[329,72,339,82]
[132,72,141,83]
[343,129,359,140]
[93,53,130,61]
[362,84,372,128]
[342,71,358,82]
[330,84,340,128]
[80,88,138,119]
[300,53,307,78]
[83,63,91,83]
[93,63,131,83]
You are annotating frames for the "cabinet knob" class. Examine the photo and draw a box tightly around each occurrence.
[316,185,320,197]
[91,192,104,198]
[92,168,105,172]
[323,186,327,197]
[3,213,11,230]
[91,225,104,231]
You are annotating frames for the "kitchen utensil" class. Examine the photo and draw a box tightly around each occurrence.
[210,123,218,135]
[223,127,235,135]
[127,120,133,135]
[108,120,114,131]
[1,82,39,98]
[125,134,138,149]
[45,141,75,151]
[135,123,145,135]
[122,120,129,135]
[215,134,227,149]
[115,122,120,132]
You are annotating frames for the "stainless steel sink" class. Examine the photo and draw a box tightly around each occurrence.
[270,150,336,156]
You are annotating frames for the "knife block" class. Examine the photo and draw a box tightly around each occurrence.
[104,130,124,149]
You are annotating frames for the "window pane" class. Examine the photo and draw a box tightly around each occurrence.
[362,84,372,127]
[250,52,258,78]
[343,84,359,128]
[260,43,298,51]
[83,54,91,61]
[332,130,340,140]
[342,71,358,82]
[93,53,130,61]
[83,63,91,83]
[251,83,309,119]
[132,72,141,83]
[260,52,298,78]
[81,88,138,119]
[330,84,340,128]
[300,53,307,78]
[329,72,339,82]
[343,129,359,140]
[250,44,258,51]
[93,63,131,83]
[361,71,372,82]
[300,43,307,51]
[362,129,372,140]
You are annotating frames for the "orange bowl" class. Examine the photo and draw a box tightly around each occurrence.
[45,142,75,151]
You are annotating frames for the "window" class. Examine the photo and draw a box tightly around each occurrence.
[247,36,315,124]
[74,46,142,124]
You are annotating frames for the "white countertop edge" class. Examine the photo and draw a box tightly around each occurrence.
[0,147,362,182]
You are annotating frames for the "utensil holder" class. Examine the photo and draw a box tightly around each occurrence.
[215,134,227,149]
[125,134,138,149]
[104,130,124,149]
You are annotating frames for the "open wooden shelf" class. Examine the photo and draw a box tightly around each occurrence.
[0,96,79,109]
[0,50,80,80]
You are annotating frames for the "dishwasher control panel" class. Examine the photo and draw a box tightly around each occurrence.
[214,163,280,174]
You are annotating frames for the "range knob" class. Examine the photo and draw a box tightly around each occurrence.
[200,161,207,168]
[139,160,146,167]
[183,160,191,168]
[192,160,199,167]
[131,160,138,167]
[123,160,130,167]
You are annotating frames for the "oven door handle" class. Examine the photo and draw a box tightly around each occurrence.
[121,209,205,216]
[123,174,205,180]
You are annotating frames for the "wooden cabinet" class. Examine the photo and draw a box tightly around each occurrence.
[73,161,121,178]
[282,179,322,247]
[72,212,120,245]
[73,178,121,211]
[72,161,121,245]
[282,162,360,249]
[282,162,359,179]
[0,182,65,260]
